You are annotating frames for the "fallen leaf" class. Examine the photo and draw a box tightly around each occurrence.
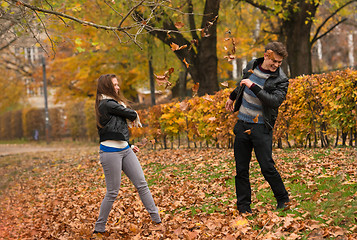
[253,114,259,123]
[244,129,251,135]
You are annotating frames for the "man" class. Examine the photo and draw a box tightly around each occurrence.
[225,42,290,214]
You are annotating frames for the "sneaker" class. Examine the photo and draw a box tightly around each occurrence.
[237,206,252,214]
[276,200,290,209]
[93,230,110,237]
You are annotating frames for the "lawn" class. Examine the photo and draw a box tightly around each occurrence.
[0,146,356,239]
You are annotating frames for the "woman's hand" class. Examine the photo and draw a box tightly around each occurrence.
[131,145,140,153]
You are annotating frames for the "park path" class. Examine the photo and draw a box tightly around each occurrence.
[0,143,97,156]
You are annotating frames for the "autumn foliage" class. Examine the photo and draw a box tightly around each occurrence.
[131,69,357,148]
[0,69,356,146]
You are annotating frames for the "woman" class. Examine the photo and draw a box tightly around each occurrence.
[93,74,161,234]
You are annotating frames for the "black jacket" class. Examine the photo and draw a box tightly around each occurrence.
[229,57,289,130]
[97,99,137,142]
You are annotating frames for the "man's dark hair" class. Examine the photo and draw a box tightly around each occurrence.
[265,42,288,58]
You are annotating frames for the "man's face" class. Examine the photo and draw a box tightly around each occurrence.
[262,50,284,72]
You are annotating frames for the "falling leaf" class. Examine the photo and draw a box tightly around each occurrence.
[244,129,251,135]
[167,31,172,39]
[253,114,259,123]
[155,68,174,89]
[150,139,156,144]
[224,54,235,61]
[248,69,254,73]
[183,58,190,68]
[266,49,276,60]
[170,42,179,51]
[179,101,189,111]
[220,81,229,87]
[170,42,187,51]
[174,21,185,29]
[191,39,198,46]
[202,95,213,102]
[192,82,199,96]
[136,138,148,147]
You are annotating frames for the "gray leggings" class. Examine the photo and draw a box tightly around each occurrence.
[94,148,161,232]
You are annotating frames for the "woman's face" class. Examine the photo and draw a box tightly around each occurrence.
[111,78,120,94]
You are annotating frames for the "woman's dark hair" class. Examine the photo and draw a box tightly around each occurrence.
[95,74,128,128]
[265,42,288,58]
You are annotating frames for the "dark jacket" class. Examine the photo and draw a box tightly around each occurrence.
[229,57,289,130]
[97,99,137,142]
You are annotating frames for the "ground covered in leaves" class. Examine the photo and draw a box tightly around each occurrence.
[0,146,356,239]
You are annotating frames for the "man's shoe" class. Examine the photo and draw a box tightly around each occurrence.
[93,230,110,236]
[237,206,252,214]
[276,200,289,209]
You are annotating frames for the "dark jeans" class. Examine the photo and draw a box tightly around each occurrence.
[233,120,289,208]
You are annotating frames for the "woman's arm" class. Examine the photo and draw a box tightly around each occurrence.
[106,100,137,121]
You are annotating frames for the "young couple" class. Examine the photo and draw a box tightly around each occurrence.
[93,42,290,235]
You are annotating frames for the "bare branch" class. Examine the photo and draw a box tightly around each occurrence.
[312,18,348,44]
[104,0,123,18]
[32,10,54,56]
[236,0,274,13]
[9,0,131,31]
[311,0,357,44]
[118,0,145,29]
[0,37,18,51]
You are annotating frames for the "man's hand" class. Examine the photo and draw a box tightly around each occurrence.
[225,98,234,112]
[240,78,253,88]
[131,145,140,153]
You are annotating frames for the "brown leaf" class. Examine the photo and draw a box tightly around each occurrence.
[170,42,179,51]
[174,21,185,29]
[170,42,187,51]
[220,81,229,87]
[179,101,189,111]
[192,82,199,96]
[266,49,276,60]
[253,114,259,123]
[202,95,213,102]
[136,138,148,147]
[224,54,235,61]
[183,58,189,68]
[244,129,251,135]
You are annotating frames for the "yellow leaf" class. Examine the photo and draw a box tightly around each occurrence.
[233,218,248,227]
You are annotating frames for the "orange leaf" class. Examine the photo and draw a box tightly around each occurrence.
[192,82,199,96]
[174,22,185,29]
[224,54,235,61]
[170,42,179,51]
[244,129,251,135]
[266,49,275,60]
[248,69,254,73]
[253,114,259,123]
[183,58,189,68]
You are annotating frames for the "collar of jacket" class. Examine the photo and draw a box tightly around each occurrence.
[251,57,280,78]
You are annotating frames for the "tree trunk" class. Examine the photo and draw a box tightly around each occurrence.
[140,0,220,96]
[282,2,317,77]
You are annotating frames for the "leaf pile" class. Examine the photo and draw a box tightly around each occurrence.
[0,147,356,239]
